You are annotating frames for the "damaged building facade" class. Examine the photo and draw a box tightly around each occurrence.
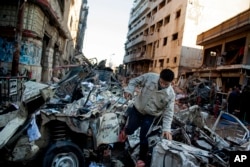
[190,9,250,91]
[123,0,250,80]
[0,0,88,82]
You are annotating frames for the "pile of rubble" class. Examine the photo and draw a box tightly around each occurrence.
[0,60,250,167]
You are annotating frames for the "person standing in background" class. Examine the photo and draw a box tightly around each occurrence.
[227,85,241,117]
[240,81,250,123]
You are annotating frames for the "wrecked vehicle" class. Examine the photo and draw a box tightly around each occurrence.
[0,63,128,167]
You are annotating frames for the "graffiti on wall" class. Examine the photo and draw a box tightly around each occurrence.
[0,37,42,65]
[0,38,14,62]
[20,41,42,65]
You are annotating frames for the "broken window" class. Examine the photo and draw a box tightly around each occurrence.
[144,29,149,36]
[156,20,163,32]
[172,33,178,40]
[174,57,177,63]
[164,15,170,25]
[163,37,168,46]
[224,37,246,65]
[159,59,164,67]
[159,0,166,9]
[176,9,181,18]
[150,25,155,34]
[152,7,157,15]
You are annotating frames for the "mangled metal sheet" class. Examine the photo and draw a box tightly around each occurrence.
[96,112,120,147]
[22,81,49,101]
[9,136,39,161]
[211,111,250,149]
[174,105,207,128]
[151,139,210,167]
[0,108,19,128]
[0,115,26,149]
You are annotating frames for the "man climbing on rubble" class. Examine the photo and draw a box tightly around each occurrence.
[121,69,176,167]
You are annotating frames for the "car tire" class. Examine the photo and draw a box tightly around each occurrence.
[42,141,85,167]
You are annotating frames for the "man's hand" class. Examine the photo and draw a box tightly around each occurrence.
[124,92,132,100]
[162,131,172,140]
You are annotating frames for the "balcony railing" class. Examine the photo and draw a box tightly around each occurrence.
[126,35,146,48]
[127,17,148,36]
[123,52,152,63]
[129,1,151,24]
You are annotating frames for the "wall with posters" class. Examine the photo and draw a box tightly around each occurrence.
[0,37,42,66]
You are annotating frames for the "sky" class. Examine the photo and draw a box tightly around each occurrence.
[83,0,134,67]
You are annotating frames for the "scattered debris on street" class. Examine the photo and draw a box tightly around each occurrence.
[0,59,250,167]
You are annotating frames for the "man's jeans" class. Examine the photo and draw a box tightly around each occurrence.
[125,105,155,161]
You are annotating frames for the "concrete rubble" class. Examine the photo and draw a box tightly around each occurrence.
[0,61,250,167]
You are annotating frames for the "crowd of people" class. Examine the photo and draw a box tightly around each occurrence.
[228,83,250,123]
[223,82,250,124]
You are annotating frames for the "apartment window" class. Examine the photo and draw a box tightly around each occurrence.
[144,29,149,36]
[150,25,155,34]
[154,60,157,67]
[152,7,157,15]
[167,58,169,63]
[163,37,168,46]
[173,57,177,63]
[159,59,164,67]
[176,9,181,18]
[159,0,166,9]
[147,12,151,19]
[156,20,163,32]
[172,33,178,40]
[164,15,170,25]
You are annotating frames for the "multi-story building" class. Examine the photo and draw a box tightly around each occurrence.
[76,0,88,53]
[193,9,250,91]
[0,0,86,82]
[123,0,250,80]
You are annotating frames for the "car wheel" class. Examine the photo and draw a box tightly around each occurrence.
[42,141,85,167]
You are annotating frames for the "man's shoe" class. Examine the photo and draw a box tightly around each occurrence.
[135,160,145,167]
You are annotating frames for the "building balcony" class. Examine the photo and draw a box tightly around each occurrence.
[127,18,148,36]
[197,9,250,45]
[126,35,146,48]
[129,1,151,24]
[132,0,146,11]
[123,52,152,63]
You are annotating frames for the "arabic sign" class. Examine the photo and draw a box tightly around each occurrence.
[9,79,17,96]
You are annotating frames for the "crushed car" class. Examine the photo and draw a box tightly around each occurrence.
[0,62,128,167]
